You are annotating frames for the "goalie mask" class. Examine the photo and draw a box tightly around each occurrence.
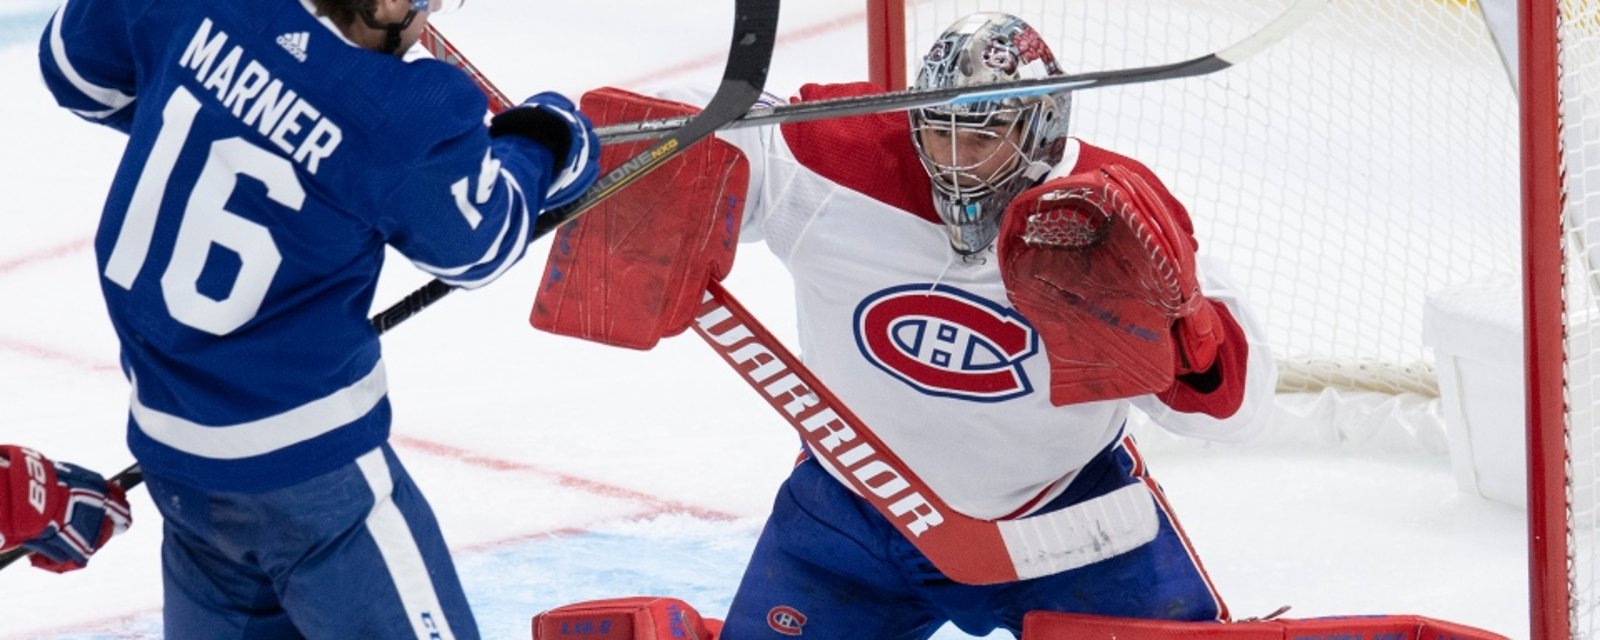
[911,13,1070,256]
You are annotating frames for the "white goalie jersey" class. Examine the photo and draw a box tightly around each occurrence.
[717,83,1278,520]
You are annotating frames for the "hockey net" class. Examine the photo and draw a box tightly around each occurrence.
[867,0,1598,636]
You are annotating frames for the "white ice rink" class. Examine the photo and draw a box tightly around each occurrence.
[0,0,1529,638]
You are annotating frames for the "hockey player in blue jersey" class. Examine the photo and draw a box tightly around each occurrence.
[27,0,602,636]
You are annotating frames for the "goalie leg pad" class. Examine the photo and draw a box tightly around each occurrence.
[1020,611,1510,640]
[533,596,722,640]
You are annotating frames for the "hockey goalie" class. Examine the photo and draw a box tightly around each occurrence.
[529,11,1507,640]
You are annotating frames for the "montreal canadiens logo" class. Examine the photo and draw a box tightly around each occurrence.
[854,283,1037,401]
[767,605,807,635]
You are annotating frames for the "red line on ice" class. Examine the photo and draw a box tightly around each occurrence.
[0,236,93,276]
[0,336,119,374]
[0,342,739,521]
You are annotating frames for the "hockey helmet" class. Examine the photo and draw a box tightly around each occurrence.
[910,12,1071,256]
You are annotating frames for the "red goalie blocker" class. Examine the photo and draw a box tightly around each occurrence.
[530,88,749,349]
[1021,611,1508,640]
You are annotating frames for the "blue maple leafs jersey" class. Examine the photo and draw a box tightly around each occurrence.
[39,0,560,491]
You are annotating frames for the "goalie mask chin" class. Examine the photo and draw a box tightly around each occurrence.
[910,12,1071,256]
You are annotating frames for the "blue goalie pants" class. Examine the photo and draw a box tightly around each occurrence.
[143,444,477,639]
[719,435,1227,639]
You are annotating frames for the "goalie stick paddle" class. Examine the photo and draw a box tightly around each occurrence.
[1,4,780,573]
[370,0,780,333]
[694,280,1160,585]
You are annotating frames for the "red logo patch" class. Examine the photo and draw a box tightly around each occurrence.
[767,605,807,636]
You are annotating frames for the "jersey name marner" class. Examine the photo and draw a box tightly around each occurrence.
[179,18,343,175]
[41,0,547,493]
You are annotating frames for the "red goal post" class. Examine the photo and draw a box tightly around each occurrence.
[867,0,1595,638]
[1522,2,1580,639]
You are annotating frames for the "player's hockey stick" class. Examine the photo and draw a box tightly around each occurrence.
[694,280,1158,585]
[370,1,780,332]
[417,24,517,114]
[596,0,1329,143]
[0,4,779,573]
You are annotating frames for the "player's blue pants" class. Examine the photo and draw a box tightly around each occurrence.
[142,444,477,639]
[719,434,1226,639]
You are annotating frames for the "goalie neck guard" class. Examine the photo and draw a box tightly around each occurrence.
[910,12,1071,257]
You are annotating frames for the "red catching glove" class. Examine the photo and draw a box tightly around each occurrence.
[533,596,722,640]
[998,164,1223,406]
[0,445,131,572]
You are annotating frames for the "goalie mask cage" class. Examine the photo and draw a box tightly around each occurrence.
[867,0,1597,638]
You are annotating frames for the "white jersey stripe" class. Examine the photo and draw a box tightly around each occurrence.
[46,0,135,117]
[130,360,388,460]
[356,450,454,640]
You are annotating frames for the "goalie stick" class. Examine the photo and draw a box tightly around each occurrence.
[0,2,780,572]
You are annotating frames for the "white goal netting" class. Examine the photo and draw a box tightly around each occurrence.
[876,0,1600,634]
[1560,0,1600,635]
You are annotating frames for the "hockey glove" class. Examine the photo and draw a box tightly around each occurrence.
[0,445,130,573]
[490,91,602,210]
[531,87,748,350]
[998,164,1224,406]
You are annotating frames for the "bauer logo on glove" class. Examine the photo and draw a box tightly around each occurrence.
[0,445,131,573]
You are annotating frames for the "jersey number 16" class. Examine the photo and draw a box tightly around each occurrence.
[102,86,303,336]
